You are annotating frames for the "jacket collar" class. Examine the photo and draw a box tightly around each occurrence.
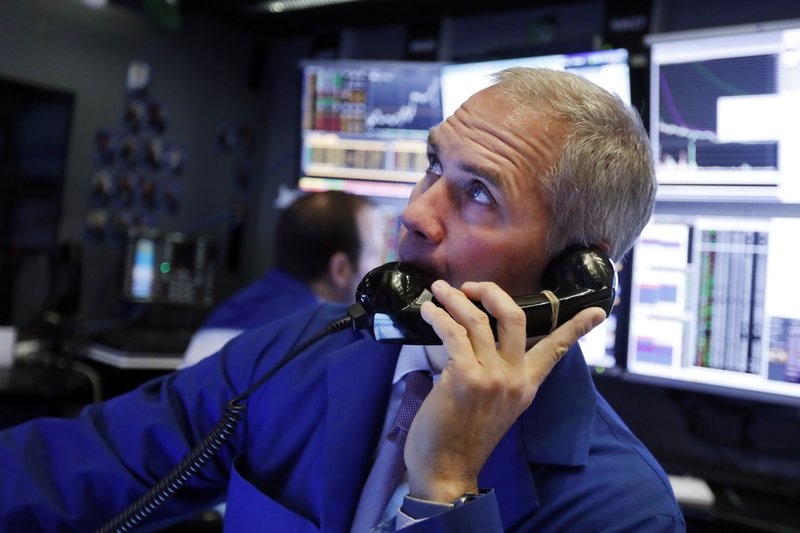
[265,268,318,302]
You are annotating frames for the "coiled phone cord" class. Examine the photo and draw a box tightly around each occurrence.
[95,314,355,533]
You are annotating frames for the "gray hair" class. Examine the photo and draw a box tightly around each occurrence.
[492,67,656,262]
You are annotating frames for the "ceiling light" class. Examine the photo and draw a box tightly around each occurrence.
[252,0,367,14]
[81,0,109,7]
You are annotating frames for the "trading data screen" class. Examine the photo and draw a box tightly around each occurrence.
[298,59,443,200]
[648,22,800,201]
[627,213,800,403]
[440,48,632,118]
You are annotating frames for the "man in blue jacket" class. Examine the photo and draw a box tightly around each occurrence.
[0,68,685,532]
[180,190,385,368]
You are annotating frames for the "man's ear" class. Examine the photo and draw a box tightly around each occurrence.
[593,241,611,255]
[328,251,355,291]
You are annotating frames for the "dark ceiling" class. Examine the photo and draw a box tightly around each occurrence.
[113,0,568,38]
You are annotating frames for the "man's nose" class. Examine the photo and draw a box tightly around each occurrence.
[400,179,447,244]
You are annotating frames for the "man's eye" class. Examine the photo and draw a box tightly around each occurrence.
[467,181,492,205]
[426,154,442,176]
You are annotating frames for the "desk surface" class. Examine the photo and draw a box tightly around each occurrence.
[0,356,174,430]
[85,343,182,370]
[86,326,191,370]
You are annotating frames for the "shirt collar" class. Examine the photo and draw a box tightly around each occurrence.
[393,344,435,385]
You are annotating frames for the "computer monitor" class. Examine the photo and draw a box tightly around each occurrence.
[297,58,444,201]
[626,210,800,406]
[439,48,632,118]
[646,20,800,201]
[122,229,217,308]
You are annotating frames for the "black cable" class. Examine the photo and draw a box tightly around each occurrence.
[94,313,354,533]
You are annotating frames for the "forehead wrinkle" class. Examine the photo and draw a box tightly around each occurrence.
[430,100,562,200]
[429,121,509,195]
[498,107,564,170]
[458,91,539,168]
[464,118,546,200]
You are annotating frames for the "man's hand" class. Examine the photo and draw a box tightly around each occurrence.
[404,279,606,503]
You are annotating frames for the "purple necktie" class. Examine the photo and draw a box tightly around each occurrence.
[351,370,434,532]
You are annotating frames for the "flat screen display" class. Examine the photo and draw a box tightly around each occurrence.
[647,21,800,201]
[440,48,632,118]
[122,229,217,308]
[626,212,800,404]
[0,77,74,252]
[297,59,444,200]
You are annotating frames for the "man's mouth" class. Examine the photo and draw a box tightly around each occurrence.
[397,256,441,282]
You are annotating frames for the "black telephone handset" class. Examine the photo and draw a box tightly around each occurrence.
[348,246,617,345]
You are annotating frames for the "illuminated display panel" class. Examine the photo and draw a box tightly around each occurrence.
[647,21,800,201]
[627,213,800,404]
[298,59,444,200]
[122,229,217,308]
[440,48,632,118]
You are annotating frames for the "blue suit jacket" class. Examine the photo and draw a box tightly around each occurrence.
[0,304,684,532]
[181,267,319,367]
[201,267,318,330]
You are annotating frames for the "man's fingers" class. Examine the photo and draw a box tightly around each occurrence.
[460,281,526,366]
[419,296,475,366]
[424,280,498,366]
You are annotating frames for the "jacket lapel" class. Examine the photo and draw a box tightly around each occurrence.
[322,337,401,532]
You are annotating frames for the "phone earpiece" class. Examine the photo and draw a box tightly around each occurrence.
[517,246,618,337]
[348,246,617,344]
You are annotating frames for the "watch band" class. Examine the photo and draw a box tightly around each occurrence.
[400,490,491,525]
[452,492,481,507]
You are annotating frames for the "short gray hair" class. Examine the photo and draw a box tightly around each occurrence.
[493,67,656,262]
